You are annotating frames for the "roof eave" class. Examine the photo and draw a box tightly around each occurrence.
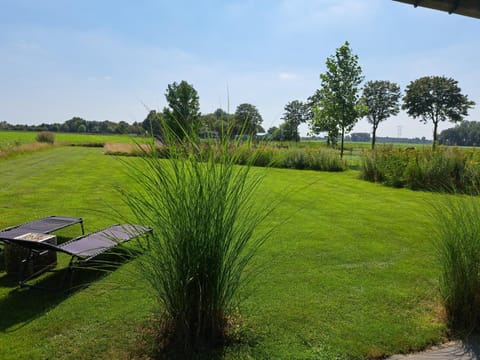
[393,0,480,19]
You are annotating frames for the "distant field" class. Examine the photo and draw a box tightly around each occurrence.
[0,131,432,150]
[0,130,137,147]
[0,146,449,359]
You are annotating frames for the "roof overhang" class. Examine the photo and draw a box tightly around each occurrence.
[393,0,480,19]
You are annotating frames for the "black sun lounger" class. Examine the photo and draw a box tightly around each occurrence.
[1,224,151,288]
[0,216,84,241]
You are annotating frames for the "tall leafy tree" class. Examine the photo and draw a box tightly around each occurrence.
[402,76,475,150]
[312,41,365,157]
[234,103,263,136]
[163,80,201,140]
[362,80,401,149]
[281,100,308,142]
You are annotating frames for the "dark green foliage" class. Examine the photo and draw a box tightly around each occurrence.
[0,117,144,134]
[360,147,480,193]
[265,126,281,141]
[402,76,475,150]
[142,110,164,137]
[280,100,308,142]
[200,108,235,137]
[233,103,264,136]
[35,131,55,144]
[307,90,339,147]
[439,121,480,146]
[362,80,401,149]
[432,196,480,332]
[163,80,201,140]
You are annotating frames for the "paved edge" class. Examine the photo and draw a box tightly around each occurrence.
[387,340,480,360]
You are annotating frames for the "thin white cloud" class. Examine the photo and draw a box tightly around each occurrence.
[86,75,112,81]
[279,72,298,80]
[15,40,41,51]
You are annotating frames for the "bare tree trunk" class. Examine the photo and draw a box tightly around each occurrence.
[433,120,438,151]
[340,127,345,158]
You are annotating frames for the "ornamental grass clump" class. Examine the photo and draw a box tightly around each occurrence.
[36,131,55,144]
[278,147,346,171]
[432,195,480,333]
[123,130,270,355]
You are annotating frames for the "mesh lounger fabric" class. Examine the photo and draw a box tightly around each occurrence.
[59,224,150,260]
[0,216,83,240]
[0,224,151,261]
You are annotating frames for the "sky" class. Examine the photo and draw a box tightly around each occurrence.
[0,0,479,139]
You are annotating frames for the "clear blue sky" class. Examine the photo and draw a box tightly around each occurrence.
[1,0,478,139]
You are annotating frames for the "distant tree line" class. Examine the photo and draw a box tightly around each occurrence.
[439,121,480,146]
[0,117,145,135]
[0,79,266,139]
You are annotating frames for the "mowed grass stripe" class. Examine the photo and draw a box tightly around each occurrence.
[0,146,446,359]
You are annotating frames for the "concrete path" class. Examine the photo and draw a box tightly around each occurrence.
[387,340,480,360]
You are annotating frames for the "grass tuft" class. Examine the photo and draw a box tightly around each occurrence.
[35,131,55,144]
[432,194,480,333]
[121,131,271,356]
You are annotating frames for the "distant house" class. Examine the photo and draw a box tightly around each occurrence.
[199,130,219,139]
[350,132,371,142]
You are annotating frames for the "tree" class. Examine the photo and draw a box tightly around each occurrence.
[63,117,87,133]
[116,121,130,134]
[163,80,201,140]
[233,103,263,136]
[402,76,475,150]
[362,80,401,149]
[307,91,338,146]
[200,108,235,136]
[311,105,339,147]
[142,110,164,136]
[266,126,282,141]
[311,41,365,157]
[281,100,308,142]
[439,121,480,146]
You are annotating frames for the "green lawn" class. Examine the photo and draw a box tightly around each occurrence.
[0,146,448,359]
[0,130,137,147]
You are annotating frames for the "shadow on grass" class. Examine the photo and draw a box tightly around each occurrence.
[0,247,138,332]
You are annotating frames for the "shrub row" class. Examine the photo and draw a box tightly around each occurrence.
[235,144,346,171]
[360,146,480,193]
[105,142,347,172]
